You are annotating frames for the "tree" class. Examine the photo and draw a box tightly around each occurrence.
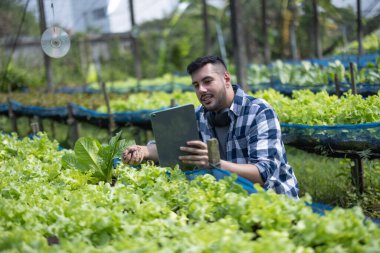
[229,0,248,91]
[0,0,40,92]
[37,0,53,92]
[0,0,39,38]
[202,0,212,55]
[356,0,363,55]
[128,0,142,80]
[312,0,322,58]
[261,0,271,64]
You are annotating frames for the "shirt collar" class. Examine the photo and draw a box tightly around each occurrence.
[229,84,246,117]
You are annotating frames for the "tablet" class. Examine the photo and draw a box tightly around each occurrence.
[150,104,200,170]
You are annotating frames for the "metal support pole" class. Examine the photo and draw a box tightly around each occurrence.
[67,103,79,144]
[356,0,363,55]
[351,158,364,194]
[50,120,56,139]
[334,73,341,97]
[38,0,54,93]
[7,97,18,133]
[101,81,116,136]
[349,62,357,95]
[31,121,40,134]
[32,115,44,132]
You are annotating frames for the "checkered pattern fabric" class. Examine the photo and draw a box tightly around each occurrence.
[195,85,299,199]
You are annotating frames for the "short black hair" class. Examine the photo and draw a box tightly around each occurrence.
[186,55,227,75]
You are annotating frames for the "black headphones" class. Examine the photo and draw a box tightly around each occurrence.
[205,109,231,127]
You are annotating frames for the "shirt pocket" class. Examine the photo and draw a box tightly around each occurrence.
[231,134,249,158]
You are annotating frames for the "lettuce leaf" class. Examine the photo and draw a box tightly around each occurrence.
[62,131,127,184]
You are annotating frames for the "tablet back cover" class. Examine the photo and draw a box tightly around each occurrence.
[150,104,199,170]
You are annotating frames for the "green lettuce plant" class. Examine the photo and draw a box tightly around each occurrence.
[62,131,127,184]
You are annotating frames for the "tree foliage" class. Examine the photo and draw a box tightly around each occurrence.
[0,0,39,37]
[0,0,379,87]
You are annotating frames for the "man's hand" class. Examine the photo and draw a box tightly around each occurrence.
[179,140,210,168]
[122,145,147,165]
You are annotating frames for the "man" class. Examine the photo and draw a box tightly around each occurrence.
[122,55,299,199]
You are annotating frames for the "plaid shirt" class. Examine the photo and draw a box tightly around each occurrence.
[195,85,299,198]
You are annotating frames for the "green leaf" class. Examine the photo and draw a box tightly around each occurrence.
[61,152,78,170]
[98,131,127,182]
[62,131,127,184]
[74,137,102,173]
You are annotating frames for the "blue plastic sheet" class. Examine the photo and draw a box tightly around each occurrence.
[184,168,258,194]
[111,156,257,194]
[2,100,380,158]
[16,101,67,119]
[278,52,379,69]
[0,100,154,127]
[52,81,380,97]
[305,201,334,216]
[0,103,7,114]
[310,52,379,69]
[282,122,380,159]
[53,83,194,94]
[0,100,67,119]
[250,81,380,97]
[184,167,379,224]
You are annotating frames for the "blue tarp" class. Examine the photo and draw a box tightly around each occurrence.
[111,158,336,218]
[111,158,258,195]
[54,83,194,94]
[0,103,7,114]
[281,122,380,159]
[279,52,380,69]
[184,168,258,195]
[281,122,380,130]
[184,167,380,224]
[13,101,67,119]
[52,82,380,97]
[250,82,380,97]
[0,100,157,127]
[310,52,379,69]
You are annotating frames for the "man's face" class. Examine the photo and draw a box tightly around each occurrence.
[191,63,230,112]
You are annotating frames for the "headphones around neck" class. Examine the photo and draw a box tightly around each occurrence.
[206,109,231,127]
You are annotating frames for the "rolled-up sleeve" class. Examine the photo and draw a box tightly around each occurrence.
[248,107,299,198]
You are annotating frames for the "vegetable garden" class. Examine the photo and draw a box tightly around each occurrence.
[1,133,380,252]
[1,54,380,251]
[1,0,380,249]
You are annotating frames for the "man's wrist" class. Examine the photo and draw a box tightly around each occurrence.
[145,144,155,160]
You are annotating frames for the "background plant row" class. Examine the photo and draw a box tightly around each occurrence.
[1,88,380,125]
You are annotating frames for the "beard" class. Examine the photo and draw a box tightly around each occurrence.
[200,87,228,112]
